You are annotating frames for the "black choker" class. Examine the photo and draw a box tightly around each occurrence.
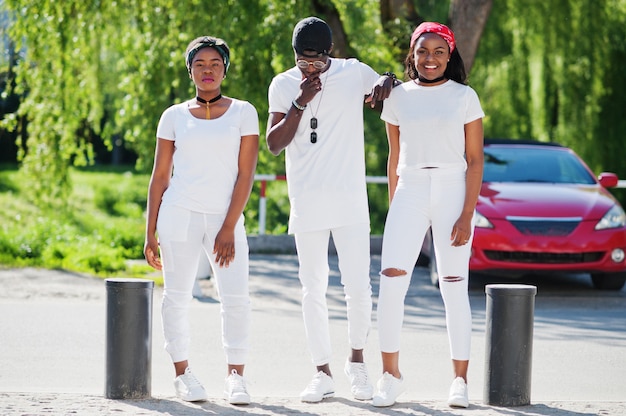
[417,75,446,84]
[196,94,222,119]
[196,94,222,104]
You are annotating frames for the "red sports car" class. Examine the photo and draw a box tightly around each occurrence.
[428,139,626,290]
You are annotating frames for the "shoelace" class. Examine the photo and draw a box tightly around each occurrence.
[378,373,395,394]
[350,364,369,386]
[306,372,326,390]
[181,371,203,388]
[227,370,247,394]
[450,378,466,395]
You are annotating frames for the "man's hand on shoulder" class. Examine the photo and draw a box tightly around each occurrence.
[365,72,398,109]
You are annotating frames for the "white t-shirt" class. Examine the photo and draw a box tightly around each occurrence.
[381,80,484,175]
[156,99,259,214]
[268,58,380,234]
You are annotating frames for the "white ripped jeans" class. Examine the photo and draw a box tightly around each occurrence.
[294,222,373,366]
[157,205,250,365]
[377,167,473,360]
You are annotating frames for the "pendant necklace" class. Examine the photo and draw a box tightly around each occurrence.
[196,94,222,119]
[309,70,329,144]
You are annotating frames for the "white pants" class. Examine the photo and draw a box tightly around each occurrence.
[377,168,472,360]
[294,222,373,366]
[157,205,250,365]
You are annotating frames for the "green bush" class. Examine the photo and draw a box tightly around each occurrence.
[0,166,152,277]
[93,172,147,217]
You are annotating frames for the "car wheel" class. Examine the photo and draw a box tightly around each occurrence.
[429,238,439,288]
[590,272,626,291]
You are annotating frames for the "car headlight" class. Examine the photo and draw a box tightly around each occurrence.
[475,211,494,228]
[595,205,626,230]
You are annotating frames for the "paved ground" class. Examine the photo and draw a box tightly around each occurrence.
[0,392,620,415]
[1,253,625,415]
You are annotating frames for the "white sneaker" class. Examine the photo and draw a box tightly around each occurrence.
[224,369,250,405]
[372,372,404,407]
[448,377,469,408]
[344,359,374,400]
[300,371,335,403]
[174,367,208,402]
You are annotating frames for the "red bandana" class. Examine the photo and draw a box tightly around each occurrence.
[410,22,456,52]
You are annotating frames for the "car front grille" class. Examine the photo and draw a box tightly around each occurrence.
[508,219,580,236]
[484,250,604,264]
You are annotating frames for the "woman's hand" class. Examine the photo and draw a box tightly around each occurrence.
[451,213,473,247]
[144,235,162,270]
[213,225,236,268]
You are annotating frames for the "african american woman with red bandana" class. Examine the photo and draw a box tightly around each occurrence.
[372,22,484,408]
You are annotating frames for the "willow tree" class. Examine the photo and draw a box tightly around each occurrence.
[2,2,107,206]
[1,1,394,227]
[1,1,308,208]
[471,0,626,176]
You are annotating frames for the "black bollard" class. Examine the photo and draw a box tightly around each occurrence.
[484,284,537,407]
[105,278,154,399]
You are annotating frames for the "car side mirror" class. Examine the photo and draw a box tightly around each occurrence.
[598,172,619,188]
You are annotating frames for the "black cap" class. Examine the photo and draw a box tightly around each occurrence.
[292,17,332,56]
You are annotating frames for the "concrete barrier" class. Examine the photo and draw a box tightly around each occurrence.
[484,284,537,406]
[105,278,154,399]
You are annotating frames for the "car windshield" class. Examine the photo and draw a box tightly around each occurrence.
[483,146,596,184]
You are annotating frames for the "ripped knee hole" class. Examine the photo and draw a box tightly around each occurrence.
[382,268,407,277]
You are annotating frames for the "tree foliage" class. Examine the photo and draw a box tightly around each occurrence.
[2,1,106,205]
[1,1,395,208]
[0,0,401,232]
[2,0,626,232]
[471,0,626,176]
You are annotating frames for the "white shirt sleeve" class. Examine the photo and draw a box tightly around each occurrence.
[156,105,178,141]
[240,101,260,136]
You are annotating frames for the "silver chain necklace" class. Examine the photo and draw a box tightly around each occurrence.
[309,68,329,144]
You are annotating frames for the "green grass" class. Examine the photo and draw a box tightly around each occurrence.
[0,161,410,281]
[0,164,292,281]
[0,165,157,280]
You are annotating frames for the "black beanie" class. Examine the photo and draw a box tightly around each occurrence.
[292,17,332,56]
